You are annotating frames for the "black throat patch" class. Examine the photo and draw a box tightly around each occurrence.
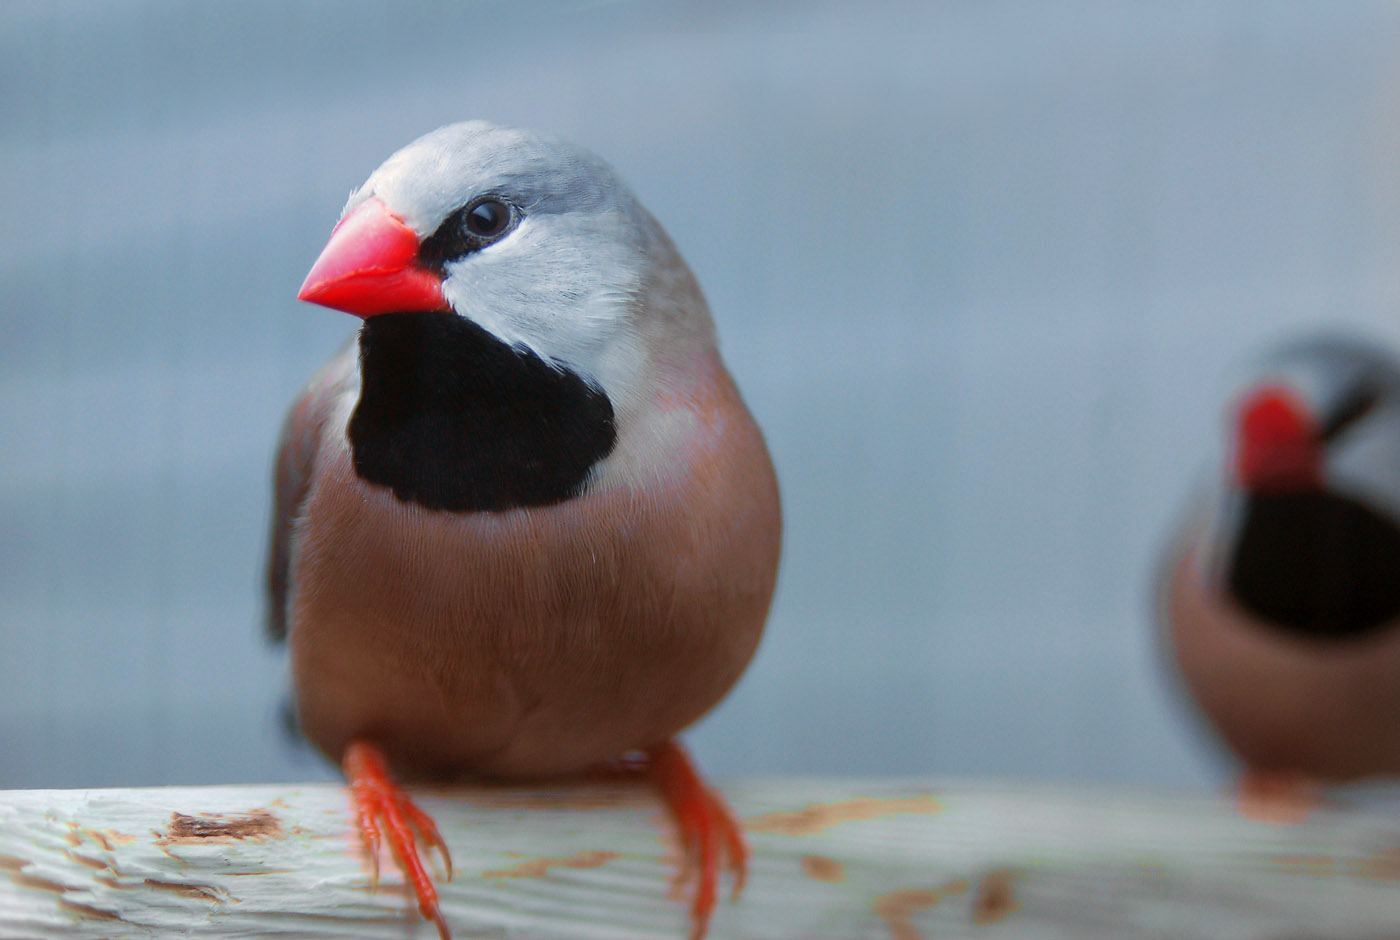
[349,312,617,512]
[1228,490,1400,640]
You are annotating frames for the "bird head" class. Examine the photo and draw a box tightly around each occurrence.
[1214,334,1400,638]
[1227,336,1400,503]
[298,120,712,415]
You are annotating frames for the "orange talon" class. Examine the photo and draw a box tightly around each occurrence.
[352,782,383,888]
[714,789,749,899]
[343,740,454,940]
[401,795,454,880]
[1235,768,1323,825]
[644,740,748,940]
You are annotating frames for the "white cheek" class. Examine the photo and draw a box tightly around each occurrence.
[1326,410,1400,520]
[437,220,649,406]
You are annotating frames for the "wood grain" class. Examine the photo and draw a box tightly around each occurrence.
[2,777,1399,938]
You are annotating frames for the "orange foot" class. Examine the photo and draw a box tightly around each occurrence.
[644,740,748,940]
[343,739,454,940]
[1235,768,1323,825]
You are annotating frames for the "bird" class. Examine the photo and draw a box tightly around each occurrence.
[267,120,782,938]
[1161,333,1400,820]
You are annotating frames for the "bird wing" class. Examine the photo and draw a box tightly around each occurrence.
[265,337,358,642]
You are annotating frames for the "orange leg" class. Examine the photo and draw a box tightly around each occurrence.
[1234,768,1323,825]
[343,740,454,940]
[643,740,749,940]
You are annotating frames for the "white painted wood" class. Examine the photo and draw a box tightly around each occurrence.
[2,778,1399,938]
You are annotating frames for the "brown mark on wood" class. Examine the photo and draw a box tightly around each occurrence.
[143,877,227,902]
[93,874,134,890]
[971,868,1021,925]
[9,869,69,894]
[0,856,67,895]
[873,879,969,940]
[58,898,126,923]
[1357,846,1400,880]
[64,822,136,851]
[155,808,284,845]
[747,795,944,836]
[1266,854,1339,877]
[483,849,622,880]
[801,854,846,883]
[65,851,108,872]
[1267,848,1400,881]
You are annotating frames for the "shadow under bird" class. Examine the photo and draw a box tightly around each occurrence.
[1162,334,1400,816]
[267,120,781,938]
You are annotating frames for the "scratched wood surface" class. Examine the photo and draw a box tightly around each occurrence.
[2,777,1399,939]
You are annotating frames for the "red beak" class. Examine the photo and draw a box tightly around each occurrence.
[297,197,449,317]
[1232,384,1322,492]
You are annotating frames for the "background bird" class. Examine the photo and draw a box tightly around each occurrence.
[1161,333,1400,818]
[269,120,781,938]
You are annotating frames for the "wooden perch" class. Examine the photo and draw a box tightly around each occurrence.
[2,776,1400,938]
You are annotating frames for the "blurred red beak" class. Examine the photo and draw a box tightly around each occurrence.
[297,197,448,317]
[1233,384,1322,492]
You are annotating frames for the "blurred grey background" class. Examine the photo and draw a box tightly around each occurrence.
[6,0,1400,790]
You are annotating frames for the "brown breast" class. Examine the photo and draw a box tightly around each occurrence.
[1168,546,1400,779]
[287,352,781,780]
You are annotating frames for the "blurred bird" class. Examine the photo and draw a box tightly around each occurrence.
[268,120,781,938]
[1163,334,1400,819]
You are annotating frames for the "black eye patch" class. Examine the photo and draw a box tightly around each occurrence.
[1320,383,1381,443]
[418,197,520,272]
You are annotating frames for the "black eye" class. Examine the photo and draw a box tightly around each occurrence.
[465,199,511,237]
[418,197,520,271]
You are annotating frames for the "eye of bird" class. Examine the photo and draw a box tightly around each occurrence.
[418,196,519,270]
[466,199,511,237]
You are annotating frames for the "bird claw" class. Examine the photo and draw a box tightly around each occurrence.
[1235,768,1323,825]
[344,740,454,939]
[644,741,748,940]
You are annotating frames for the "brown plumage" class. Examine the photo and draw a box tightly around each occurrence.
[1168,543,1400,780]
[1161,336,1400,816]
[276,342,779,778]
[267,120,780,937]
